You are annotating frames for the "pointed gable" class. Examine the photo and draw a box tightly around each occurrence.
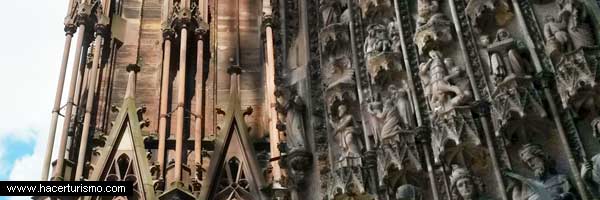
[200,69,267,200]
[86,97,156,200]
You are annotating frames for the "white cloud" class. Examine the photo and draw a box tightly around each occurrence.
[0,0,69,183]
[8,137,45,181]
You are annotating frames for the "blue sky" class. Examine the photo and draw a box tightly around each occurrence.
[0,1,70,200]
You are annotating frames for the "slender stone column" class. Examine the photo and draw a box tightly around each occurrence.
[53,24,87,181]
[73,45,91,116]
[174,26,188,183]
[392,0,439,198]
[74,27,105,180]
[42,24,77,181]
[264,17,283,187]
[158,30,174,182]
[194,27,207,170]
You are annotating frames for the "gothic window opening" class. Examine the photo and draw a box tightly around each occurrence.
[102,153,141,200]
[214,157,254,200]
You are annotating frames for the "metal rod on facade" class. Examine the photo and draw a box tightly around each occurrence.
[446,0,509,198]
[53,24,87,181]
[42,25,76,181]
[175,26,188,184]
[74,33,104,180]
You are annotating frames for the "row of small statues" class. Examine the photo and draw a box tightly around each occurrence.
[393,143,600,200]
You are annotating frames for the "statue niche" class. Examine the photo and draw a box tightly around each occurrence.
[504,144,575,200]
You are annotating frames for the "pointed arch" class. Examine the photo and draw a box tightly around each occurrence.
[84,97,156,200]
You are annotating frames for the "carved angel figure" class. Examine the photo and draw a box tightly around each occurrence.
[419,50,466,113]
[329,102,362,166]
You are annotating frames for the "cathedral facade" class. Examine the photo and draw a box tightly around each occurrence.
[40,0,600,199]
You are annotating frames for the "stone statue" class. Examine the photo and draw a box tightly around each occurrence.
[389,83,415,129]
[543,15,569,60]
[388,20,402,53]
[396,184,422,200]
[558,0,594,50]
[592,117,600,140]
[505,144,575,200]
[581,154,600,197]
[488,29,530,86]
[367,94,406,144]
[364,24,392,56]
[320,0,342,27]
[419,50,466,113]
[444,58,472,103]
[414,13,454,54]
[449,166,491,200]
[285,94,308,152]
[417,0,439,25]
[329,102,363,166]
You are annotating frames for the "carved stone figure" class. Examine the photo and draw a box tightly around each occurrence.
[388,20,402,53]
[555,49,596,108]
[488,29,531,86]
[414,13,454,54]
[396,184,422,200]
[320,0,342,27]
[449,166,491,200]
[417,0,439,25]
[325,57,355,89]
[506,144,575,200]
[581,154,600,197]
[544,15,569,60]
[329,102,362,166]
[367,94,406,144]
[592,117,600,139]
[365,24,392,56]
[389,83,416,128]
[558,0,595,50]
[285,95,308,152]
[419,50,466,113]
[544,0,595,61]
[444,58,473,103]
